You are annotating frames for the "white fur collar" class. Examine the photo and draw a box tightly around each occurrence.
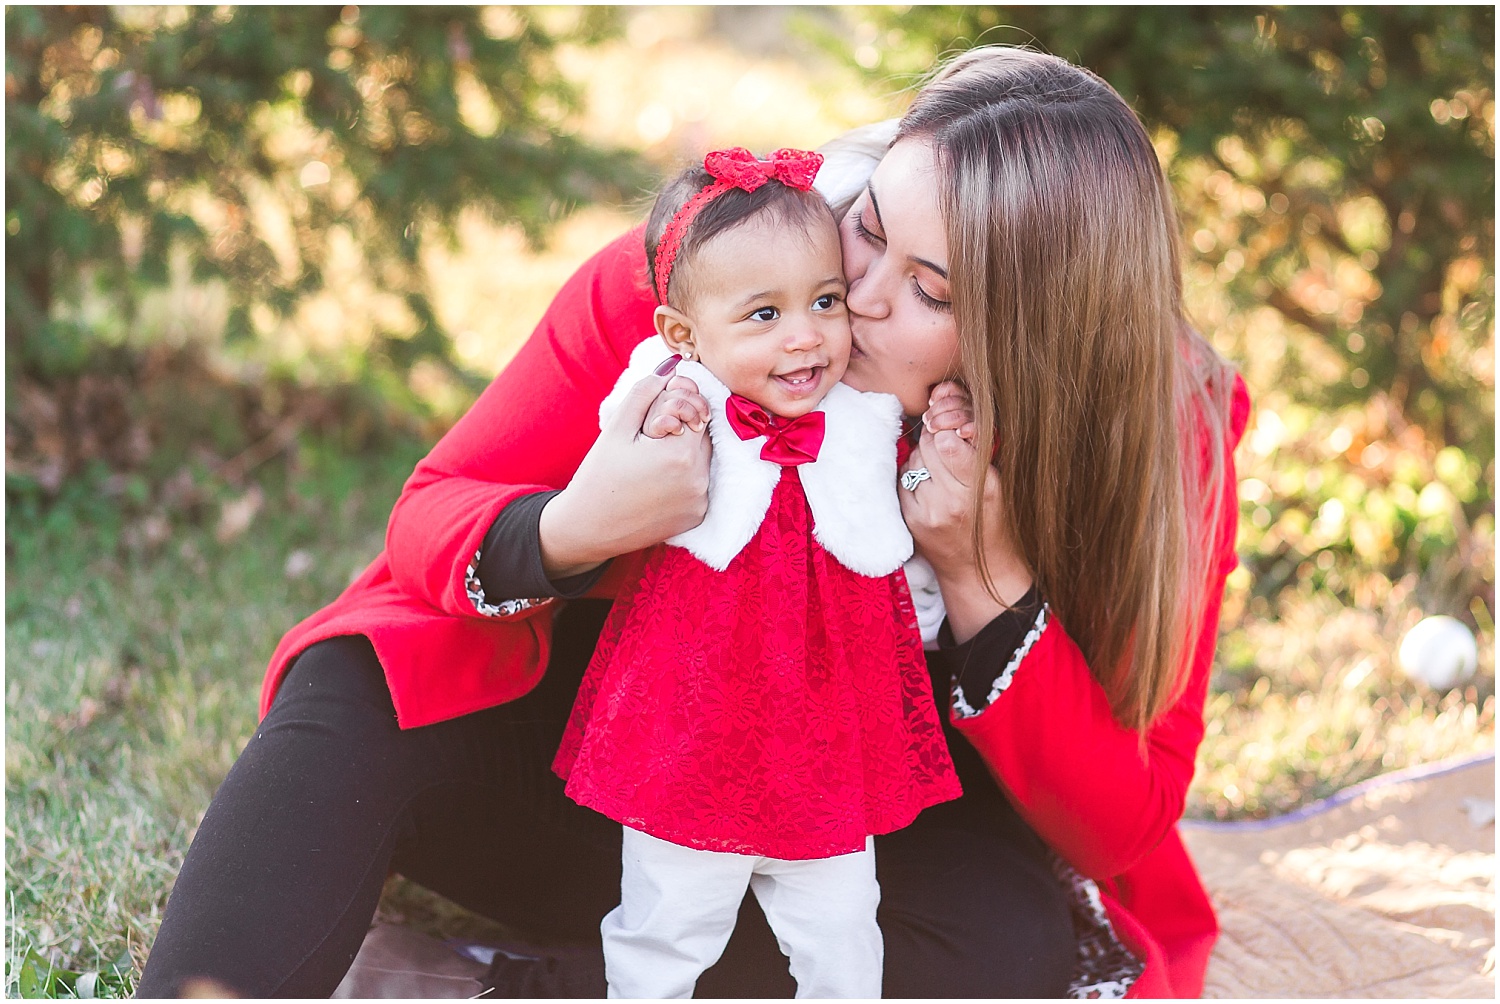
[601,338,912,576]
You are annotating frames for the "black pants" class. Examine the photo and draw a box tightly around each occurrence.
[136,601,1075,998]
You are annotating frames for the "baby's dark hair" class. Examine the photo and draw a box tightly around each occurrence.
[645,164,835,308]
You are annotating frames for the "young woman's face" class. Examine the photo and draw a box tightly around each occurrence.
[838,138,961,417]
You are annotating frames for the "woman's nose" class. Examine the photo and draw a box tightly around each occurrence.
[845,257,891,321]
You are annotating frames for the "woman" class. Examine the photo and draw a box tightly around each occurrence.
[137,47,1246,999]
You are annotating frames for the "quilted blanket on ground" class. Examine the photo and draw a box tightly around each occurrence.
[1182,753,1494,999]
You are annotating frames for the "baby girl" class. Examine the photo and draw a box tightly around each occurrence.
[553,147,960,998]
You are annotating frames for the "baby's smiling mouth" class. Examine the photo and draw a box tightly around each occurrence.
[773,366,825,392]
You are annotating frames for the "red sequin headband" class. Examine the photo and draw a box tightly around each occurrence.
[652,146,825,304]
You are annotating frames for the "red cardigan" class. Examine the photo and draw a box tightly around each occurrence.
[260,228,1249,999]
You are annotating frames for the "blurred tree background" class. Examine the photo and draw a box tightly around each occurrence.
[853,5,1494,623]
[6,4,643,496]
[4,6,1494,995]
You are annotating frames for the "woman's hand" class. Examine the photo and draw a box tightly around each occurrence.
[901,381,1032,643]
[539,364,711,579]
[642,374,710,439]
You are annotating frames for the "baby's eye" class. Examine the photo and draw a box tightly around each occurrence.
[750,306,779,322]
[812,293,842,311]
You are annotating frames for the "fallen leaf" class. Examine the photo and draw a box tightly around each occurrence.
[284,549,315,579]
[1460,796,1495,828]
[180,976,241,998]
[216,485,265,543]
[71,696,103,730]
[141,513,172,547]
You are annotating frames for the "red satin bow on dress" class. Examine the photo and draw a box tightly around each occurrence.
[653,147,826,303]
[726,394,826,467]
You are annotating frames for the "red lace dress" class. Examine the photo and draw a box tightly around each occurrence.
[553,465,962,861]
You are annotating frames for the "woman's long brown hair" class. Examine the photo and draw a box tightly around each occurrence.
[899,47,1235,734]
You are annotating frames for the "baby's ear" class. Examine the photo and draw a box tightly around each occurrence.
[654,306,696,358]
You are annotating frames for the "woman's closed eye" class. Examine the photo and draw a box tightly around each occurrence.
[853,204,950,313]
[912,280,951,313]
[851,209,884,246]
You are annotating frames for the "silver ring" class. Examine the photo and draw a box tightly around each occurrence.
[901,467,932,492]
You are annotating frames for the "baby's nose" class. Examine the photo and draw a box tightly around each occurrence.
[783,320,822,351]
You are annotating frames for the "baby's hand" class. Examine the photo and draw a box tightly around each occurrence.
[922,380,976,441]
[642,375,710,438]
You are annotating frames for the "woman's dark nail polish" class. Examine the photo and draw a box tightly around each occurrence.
[654,354,683,376]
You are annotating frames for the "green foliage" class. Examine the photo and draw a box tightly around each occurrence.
[841,6,1495,620]
[6,444,423,997]
[5,5,646,383]
[6,944,129,999]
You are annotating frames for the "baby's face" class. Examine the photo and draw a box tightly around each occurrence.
[677,214,851,419]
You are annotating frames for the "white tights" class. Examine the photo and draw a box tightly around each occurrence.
[602,829,882,999]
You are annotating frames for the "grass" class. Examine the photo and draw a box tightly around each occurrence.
[6,444,1494,997]
[4,444,424,998]
[1193,583,1494,820]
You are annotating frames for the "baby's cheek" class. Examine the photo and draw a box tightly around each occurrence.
[827,324,854,376]
[827,350,852,384]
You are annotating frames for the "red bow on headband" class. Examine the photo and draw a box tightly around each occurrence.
[653,146,826,303]
[703,147,823,193]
